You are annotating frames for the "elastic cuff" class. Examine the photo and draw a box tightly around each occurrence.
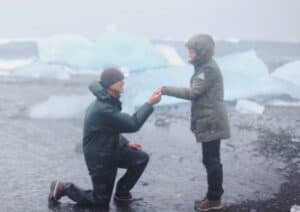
[161,86,168,95]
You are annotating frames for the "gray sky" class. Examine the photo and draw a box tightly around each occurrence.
[0,0,299,41]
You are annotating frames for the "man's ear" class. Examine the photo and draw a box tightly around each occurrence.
[107,86,121,97]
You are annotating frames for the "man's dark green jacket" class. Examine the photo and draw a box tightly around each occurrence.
[82,82,153,176]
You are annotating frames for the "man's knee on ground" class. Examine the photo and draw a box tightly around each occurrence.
[93,192,111,207]
[136,151,150,166]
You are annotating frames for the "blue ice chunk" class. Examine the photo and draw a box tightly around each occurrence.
[270,61,300,98]
[217,50,270,100]
[38,33,168,70]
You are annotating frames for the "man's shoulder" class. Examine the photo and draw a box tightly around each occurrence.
[88,99,117,114]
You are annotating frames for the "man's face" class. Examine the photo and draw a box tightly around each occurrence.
[108,80,125,96]
[188,48,198,62]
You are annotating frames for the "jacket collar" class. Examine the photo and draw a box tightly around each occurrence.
[191,58,211,73]
[89,81,122,110]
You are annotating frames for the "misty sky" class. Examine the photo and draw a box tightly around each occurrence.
[0,0,299,41]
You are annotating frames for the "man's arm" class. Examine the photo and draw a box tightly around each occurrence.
[103,90,161,133]
[104,103,154,133]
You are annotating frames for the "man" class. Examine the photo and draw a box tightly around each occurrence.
[48,67,161,208]
[160,34,230,211]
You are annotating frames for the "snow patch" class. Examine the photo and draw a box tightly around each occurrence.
[0,58,36,70]
[235,100,264,114]
[29,95,93,119]
[268,100,300,107]
[12,62,71,80]
[291,205,300,212]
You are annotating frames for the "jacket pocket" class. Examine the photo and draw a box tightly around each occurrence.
[195,117,210,133]
[195,115,217,134]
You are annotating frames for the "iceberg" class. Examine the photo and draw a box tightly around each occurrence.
[11,62,71,80]
[218,50,269,78]
[38,32,169,70]
[217,50,270,100]
[38,34,95,70]
[217,50,300,99]
[271,60,300,86]
[155,44,185,66]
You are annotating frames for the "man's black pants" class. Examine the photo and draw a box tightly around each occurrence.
[62,146,149,207]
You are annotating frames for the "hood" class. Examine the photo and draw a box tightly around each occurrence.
[89,81,122,109]
[185,34,215,66]
[89,81,110,100]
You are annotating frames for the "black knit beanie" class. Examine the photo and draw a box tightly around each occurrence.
[100,67,125,88]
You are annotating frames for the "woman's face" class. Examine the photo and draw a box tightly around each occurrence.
[188,48,198,62]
